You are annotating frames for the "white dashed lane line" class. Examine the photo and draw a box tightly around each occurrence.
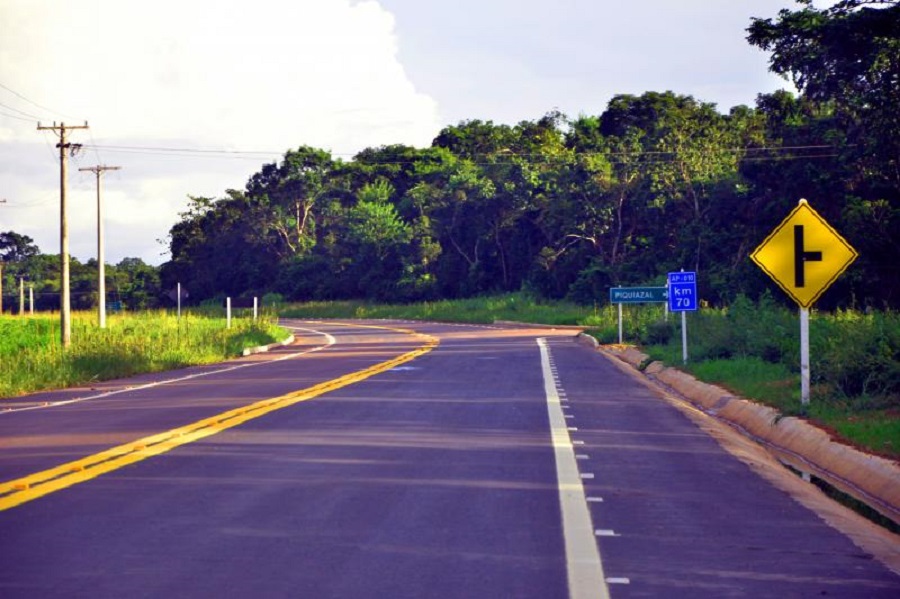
[540,338,633,594]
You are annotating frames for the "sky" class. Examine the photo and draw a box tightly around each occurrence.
[0,0,815,267]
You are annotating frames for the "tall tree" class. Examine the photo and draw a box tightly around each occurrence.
[0,231,40,263]
[748,0,900,305]
[245,146,337,258]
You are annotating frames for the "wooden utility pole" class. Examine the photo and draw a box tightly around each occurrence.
[1,200,4,315]
[37,121,89,347]
[79,165,121,329]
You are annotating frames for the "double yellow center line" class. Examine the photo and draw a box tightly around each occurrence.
[0,324,438,512]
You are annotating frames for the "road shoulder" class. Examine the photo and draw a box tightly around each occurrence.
[588,337,900,576]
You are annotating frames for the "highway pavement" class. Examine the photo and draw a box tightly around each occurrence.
[0,320,897,598]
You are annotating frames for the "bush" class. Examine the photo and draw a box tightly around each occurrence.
[811,311,900,401]
[641,296,898,411]
[643,319,675,345]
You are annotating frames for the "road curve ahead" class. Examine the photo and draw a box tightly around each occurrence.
[0,320,897,598]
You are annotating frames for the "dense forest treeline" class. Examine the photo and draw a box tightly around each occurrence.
[0,231,161,312]
[2,1,898,310]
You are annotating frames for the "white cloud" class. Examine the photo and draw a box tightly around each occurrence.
[0,0,443,264]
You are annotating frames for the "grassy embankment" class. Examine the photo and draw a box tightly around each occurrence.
[0,310,288,398]
[280,294,899,459]
[279,295,599,325]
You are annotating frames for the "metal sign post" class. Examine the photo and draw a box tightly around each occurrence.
[618,303,623,345]
[800,308,811,404]
[751,199,858,405]
[609,286,668,345]
[667,272,698,363]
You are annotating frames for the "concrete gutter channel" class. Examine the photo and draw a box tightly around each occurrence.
[574,333,900,528]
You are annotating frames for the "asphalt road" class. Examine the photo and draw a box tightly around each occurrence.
[0,320,897,598]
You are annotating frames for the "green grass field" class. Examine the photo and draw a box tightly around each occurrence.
[0,310,288,398]
[279,295,607,325]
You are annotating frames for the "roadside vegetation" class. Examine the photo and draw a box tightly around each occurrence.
[0,310,288,398]
[633,298,900,460]
[279,293,604,326]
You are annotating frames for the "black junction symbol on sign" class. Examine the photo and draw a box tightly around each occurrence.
[793,225,822,288]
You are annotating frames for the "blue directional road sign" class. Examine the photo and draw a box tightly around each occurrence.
[668,271,698,312]
[609,286,667,304]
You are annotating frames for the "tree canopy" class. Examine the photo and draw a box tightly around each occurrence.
[158,84,897,308]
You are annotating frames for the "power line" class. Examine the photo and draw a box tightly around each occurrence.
[1,194,59,209]
[77,142,845,169]
[0,99,42,120]
[38,129,62,163]
[85,144,284,157]
[86,129,104,166]
[0,81,74,121]
[0,108,36,122]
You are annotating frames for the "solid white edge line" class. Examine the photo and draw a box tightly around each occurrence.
[539,338,609,599]
[1,324,336,415]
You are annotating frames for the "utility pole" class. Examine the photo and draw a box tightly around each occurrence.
[1,201,4,315]
[37,121,89,347]
[79,165,120,329]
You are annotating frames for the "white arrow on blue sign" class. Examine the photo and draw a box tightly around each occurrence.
[667,271,698,312]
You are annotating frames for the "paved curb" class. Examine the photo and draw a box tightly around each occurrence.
[241,334,296,357]
[493,320,587,330]
[585,335,900,527]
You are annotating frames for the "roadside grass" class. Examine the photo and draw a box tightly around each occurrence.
[643,349,898,457]
[637,302,900,459]
[279,293,616,326]
[0,311,289,398]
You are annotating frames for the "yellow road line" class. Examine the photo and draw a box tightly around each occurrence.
[0,324,438,512]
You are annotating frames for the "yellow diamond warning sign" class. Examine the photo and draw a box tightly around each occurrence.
[751,199,858,308]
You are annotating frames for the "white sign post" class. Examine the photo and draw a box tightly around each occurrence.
[618,303,623,345]
[800,308,811,405]
[609,286,668,345]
